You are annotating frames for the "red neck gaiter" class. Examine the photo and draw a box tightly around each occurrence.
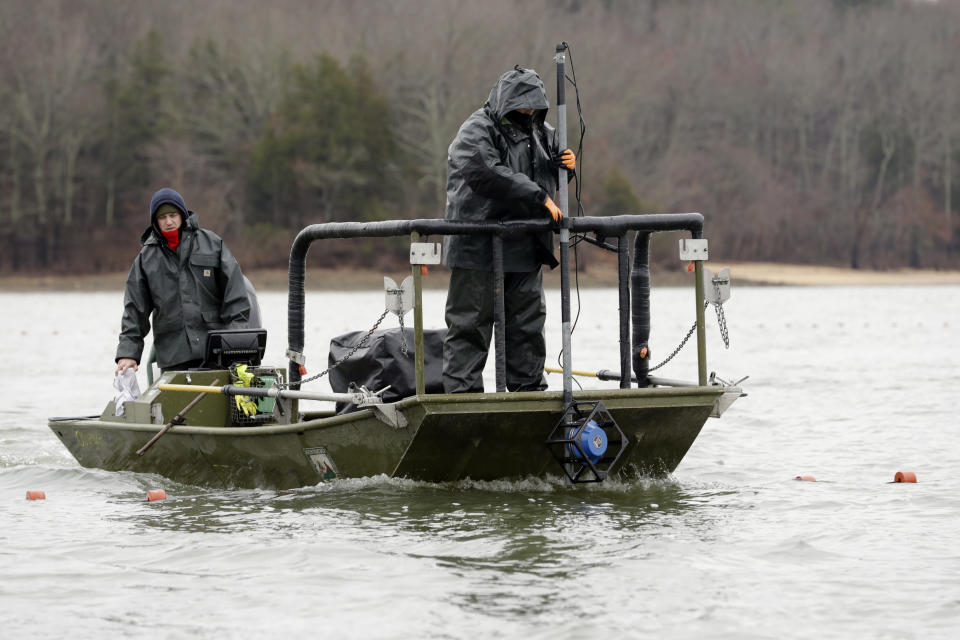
[161,228,180,250]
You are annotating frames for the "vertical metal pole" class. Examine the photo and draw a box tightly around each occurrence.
[411,231,426,396]
[631,232,651,388]
[694,261,708,386]
[556,43,573,407]
[617,233,631,389]
[492,234,507,392]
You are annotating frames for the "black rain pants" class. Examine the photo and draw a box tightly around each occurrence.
[442,267,547,393]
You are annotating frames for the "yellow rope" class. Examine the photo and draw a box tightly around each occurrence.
[543,366,598,378]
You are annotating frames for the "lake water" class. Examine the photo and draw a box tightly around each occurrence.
[1,283,959,638]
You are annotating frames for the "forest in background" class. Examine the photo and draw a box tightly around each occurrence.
[1,0,958,275]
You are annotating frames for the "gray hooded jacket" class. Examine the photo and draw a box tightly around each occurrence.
[116,203,250,369]
[443,67,564,272]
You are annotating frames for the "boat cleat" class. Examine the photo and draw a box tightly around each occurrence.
[349,384,407,429]
[349,384,391,407]
[708,372,747,418]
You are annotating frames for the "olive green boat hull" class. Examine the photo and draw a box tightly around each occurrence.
[49,370,728,489]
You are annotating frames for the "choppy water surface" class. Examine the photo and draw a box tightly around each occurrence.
[2,284,959,638]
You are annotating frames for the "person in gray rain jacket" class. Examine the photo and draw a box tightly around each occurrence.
[115,188,250,374]
[442,66,576,393]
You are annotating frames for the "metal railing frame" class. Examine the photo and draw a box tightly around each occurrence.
[286,214,705,394]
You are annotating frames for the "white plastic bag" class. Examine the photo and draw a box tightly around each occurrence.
[113,369,142,416]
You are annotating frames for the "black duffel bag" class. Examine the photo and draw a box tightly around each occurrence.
[328,327,446,412]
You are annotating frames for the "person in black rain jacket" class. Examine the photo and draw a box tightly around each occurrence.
[442,66,575,393]
[115,188,250,374]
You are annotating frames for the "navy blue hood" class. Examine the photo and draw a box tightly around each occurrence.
[143,188,197,246]
[149,188,187,224]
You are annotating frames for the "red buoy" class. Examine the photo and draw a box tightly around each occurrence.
[146,489,167,502]
[894,471,917,483]
[26,490,46,500]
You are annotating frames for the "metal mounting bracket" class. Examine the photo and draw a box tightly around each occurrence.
[410,242,441,265]
[679,238,709,261]
[703,266,731,304]
[384,276,414,316]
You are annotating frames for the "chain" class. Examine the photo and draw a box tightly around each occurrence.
[395,291,409,356]
[648,306,702,372]
[648,291,730,372]
[276,308,391,388]
[713,279,730,349]
[278,284,413,388]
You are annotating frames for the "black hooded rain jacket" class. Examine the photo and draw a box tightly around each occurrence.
[116,207,250,370]
[443,67,564,272]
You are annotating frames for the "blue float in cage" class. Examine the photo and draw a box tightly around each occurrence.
[578,419,609,464]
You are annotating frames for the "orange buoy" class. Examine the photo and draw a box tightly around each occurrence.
[26,490,46,500]
[146,489,167,502]
[298,364,307,376]
[894,471,917,483]
[795,475,816,482]
[420,265,429,276]
[686,261,695,273]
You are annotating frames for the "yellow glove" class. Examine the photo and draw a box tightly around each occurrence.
[235,395,258,417]
[232,364,257,417]
[234,364,254,386]
[544,196,563,222]
[560,149,576,170]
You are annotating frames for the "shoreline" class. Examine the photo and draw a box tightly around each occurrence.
[1,262,959,291]
[701,262,960,286]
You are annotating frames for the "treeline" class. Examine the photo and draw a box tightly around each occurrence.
[1,0,958,274]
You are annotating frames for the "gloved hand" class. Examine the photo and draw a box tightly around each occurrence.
[544,196,563,222]
[553,149,576,171]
